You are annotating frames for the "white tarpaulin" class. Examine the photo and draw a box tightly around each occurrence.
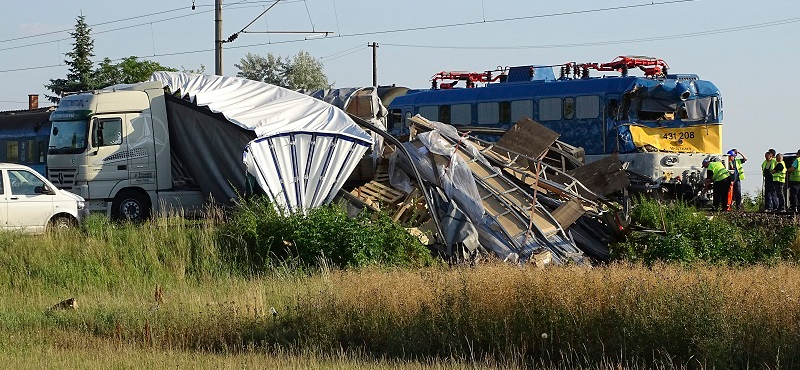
[150,72,372,213]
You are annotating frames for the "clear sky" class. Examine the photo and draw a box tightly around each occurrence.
[1,0,797,193]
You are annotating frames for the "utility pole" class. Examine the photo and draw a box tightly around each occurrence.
[368,42,379,87]
[215,0,223,75]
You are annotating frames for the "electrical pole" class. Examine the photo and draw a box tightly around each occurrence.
[215,0,223,75]
[368,42,378,87]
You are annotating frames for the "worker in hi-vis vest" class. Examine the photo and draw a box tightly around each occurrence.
[788,149,800,213]
[699,157,732,211]
[726,149,747,211]
[772,153,787,212]
[762,150,777,211]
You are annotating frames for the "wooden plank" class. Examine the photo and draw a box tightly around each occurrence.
[569,154,630,197]
[496,118,560,161]
[551,198,586,229]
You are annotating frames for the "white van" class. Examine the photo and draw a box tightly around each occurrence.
[0,163,87,233]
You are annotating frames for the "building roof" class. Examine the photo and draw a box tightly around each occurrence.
[0,107,54,138]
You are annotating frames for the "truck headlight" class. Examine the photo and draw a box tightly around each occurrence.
[77,200,85,210]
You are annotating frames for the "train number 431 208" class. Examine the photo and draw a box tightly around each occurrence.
[662,132,695,140]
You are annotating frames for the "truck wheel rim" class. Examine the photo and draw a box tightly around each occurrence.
[121,199,141,219]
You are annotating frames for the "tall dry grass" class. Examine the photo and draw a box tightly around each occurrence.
[2,202,800,368]
[2,262,800,369]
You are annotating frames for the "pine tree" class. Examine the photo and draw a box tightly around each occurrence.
[45,15,95,103]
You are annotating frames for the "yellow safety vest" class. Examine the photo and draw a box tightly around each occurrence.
[730,158,745,181]
[761,159,775,172]
[790,159,800,182]
[708,161,730,182]
[773,160,786,183]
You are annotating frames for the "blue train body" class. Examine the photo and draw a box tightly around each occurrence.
[386,57,723,193]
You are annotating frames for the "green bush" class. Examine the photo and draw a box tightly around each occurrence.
[220,197,433,272]
[741,190,764,212]
[612,197,795,265]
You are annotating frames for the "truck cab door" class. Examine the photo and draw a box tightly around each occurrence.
[124,113,156,189]
[87,115,129,199]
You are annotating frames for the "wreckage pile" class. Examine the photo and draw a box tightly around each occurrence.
[339,114,630,266]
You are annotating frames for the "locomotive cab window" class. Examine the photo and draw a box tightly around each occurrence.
[576,95,600,119]
[477,102,499,125]
[563,97,575,120]
[418,106,438,122]
[539,98,562,121]
[511,100,533,123]
[607,99,619,118]
[499,101,511,124]
[438,105,451,124]
[638,98,677,121]
[451,104,471,125]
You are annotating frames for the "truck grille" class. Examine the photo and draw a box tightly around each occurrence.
[49,168,77,190]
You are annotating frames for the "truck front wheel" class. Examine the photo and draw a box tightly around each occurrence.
[112,190,151,222]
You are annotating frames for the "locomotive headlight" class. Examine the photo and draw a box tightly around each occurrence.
[661,155,679,167]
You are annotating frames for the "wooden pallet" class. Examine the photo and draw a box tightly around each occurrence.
[392,187,429,225]
[351,180,406,207]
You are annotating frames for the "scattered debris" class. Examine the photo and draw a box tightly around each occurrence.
[342,114,630,266]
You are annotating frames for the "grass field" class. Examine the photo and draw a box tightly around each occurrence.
[1,203,799,369]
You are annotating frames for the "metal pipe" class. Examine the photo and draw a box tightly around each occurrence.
[346,113,446,249]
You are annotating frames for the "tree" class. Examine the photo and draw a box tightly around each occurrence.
[45,15,186,101]
[283,51,329,90]
[45,15,95,103]
[235,52,287,86]
[235,50,328,90]
[94,56,177,88]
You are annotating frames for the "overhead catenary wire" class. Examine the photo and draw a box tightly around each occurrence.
[2,0,697,54]
[331,0,341,36]
[328,0,706,39]
[4,11,795,74]
[380,16,800,50]
[0,0,306,53]
[228,0,283,42]
[303,0,316,31]
[320,46,364,62]
[14,0,800,75]
[320,44,362,59]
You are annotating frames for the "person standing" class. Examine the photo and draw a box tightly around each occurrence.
[772,153,787,212]
[726,149,747,211]
[762,151,776,211]
[787,150,800,213]
[700,157,732,211]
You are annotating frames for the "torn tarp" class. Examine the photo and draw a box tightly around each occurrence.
[395,115,588,265]
[150,72,373,213]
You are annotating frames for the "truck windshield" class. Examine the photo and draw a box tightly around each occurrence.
[49,120,88,154]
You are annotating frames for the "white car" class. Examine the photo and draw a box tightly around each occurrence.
[0,163,87,233]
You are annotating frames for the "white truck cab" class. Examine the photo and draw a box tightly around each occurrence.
[47,82,204,221]
[0,163,87,233]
